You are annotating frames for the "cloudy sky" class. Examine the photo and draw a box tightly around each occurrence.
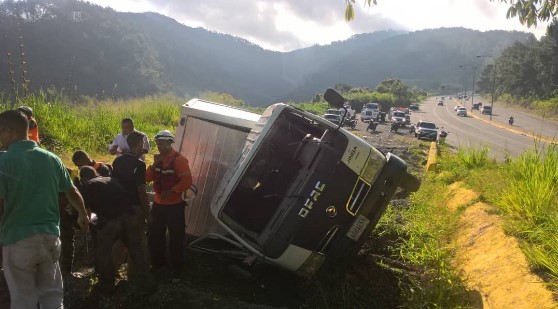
[87,0,547,52]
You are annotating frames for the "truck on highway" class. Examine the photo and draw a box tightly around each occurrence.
[176,89,420,278]
[360,102,381,122]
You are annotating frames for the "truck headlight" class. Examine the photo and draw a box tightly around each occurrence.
[361,154,385,183]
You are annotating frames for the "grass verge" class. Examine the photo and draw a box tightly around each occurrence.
[435,141,558,289]
[1,92,182,155]
[373,172,472,308]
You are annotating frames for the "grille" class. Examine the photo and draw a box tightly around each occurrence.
[346,178,371,215]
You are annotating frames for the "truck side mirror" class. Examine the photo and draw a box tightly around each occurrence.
[324,88,345,109]
[324,88,347,129]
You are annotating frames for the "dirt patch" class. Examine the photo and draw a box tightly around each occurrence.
[447,183,557,309]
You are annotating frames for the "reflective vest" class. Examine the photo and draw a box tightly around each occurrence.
[153,153,180,194]
[28,117,40,144]
[92,161,104,171]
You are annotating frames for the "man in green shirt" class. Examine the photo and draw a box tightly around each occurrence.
[0,110,89,308]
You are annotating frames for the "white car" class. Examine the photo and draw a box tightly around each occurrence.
[323,113,342,125]
[414,120,438,141]
[454,105,461,111]
[457,107,467,117]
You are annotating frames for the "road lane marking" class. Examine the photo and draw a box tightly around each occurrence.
[452,99,556,145]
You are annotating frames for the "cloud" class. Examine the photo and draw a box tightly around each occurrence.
[474,0,504,20]
[129,0,314,51]
[142,0,410,51]
[280,0,346,25]
[348,5,409,33]
[87,0,547,50]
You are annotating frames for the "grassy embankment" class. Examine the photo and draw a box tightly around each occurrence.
[383,141,558,307]
[454,143,558,284]
[496,94,558,120]
[2,94,556,307]
[0,93,182,164]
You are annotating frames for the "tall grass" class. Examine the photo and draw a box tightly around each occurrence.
[0,92,182,154]
[456,146,490,169]
[435,142,558,287]
[289,101,329,115]
[497,144,558,282]
[387,177,470,308]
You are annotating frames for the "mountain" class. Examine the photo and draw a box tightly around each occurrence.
[0,0,536,106]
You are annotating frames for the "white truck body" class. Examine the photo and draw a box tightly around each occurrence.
[173,99,260,237]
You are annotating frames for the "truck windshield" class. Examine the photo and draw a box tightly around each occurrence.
[420,122,436,129]
[326,109,341,115]
[222,108,348,241]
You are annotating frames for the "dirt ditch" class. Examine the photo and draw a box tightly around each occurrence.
[447,182,557,309]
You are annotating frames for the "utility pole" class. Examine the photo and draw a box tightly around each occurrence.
[470,65,477,111]
[477,55,496,120]
[459,65,469,108]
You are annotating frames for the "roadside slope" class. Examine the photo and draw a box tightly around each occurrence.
[447,182,557,309]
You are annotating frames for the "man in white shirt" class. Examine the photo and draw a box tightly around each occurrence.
[109,118,149,159]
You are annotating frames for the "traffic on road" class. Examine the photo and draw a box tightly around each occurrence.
[411,97,558,160]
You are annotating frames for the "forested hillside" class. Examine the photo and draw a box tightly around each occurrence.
[0,0,536,106]
[476,21,558,109]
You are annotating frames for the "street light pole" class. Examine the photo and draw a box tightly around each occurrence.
[459,64,469,108]
[471,65,477,112]
[477,55,496,120]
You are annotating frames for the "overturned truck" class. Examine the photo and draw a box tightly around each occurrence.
[174,89,419,277]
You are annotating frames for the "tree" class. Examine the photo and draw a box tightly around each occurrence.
[345,0,557,27]
[535,21,558,98]
[333,83,353,93]
[374,78,416,104]
[493,0,558,27]
[344,0,376,21]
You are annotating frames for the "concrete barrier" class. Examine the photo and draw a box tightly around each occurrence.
[426,141,437,172]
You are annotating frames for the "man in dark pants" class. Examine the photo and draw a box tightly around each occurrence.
[112,131,150,225]
[146,130,192,273]
[111,131,150,274]
[59,191,78,277]
[80,166,149,291]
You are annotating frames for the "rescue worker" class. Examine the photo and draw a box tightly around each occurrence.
[79,166,149,292]
[112,131,150,224]
[111,131,150,274]
[109,118,149,159]
[146,130,192,273]
[72,150,112,177]
[16,106,39,144]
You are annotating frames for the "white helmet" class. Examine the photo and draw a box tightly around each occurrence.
[154,130,175,142]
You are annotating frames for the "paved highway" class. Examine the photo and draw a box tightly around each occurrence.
[411,97,558,161]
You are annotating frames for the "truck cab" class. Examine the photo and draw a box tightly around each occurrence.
[211,101,418,276]
[361,102,381,122]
